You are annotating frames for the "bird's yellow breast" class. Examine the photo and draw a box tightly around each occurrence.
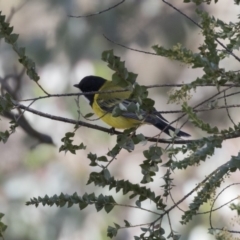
[92,81,141,129]
[92,101,140,129]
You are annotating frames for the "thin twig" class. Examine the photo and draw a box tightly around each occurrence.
[214,90,240,101]
[209,183,240,230]
[167,213,174,238]
[115,203,161,216]
[169,86,233,127]
[223,90,236,126]
[118,221,153,229]
[103,34,158,56]
[13,102,193,144]
[6,0,30,23]
[148,83,240,88]
[162,0,240,62]
[14,102,240,144]
[169,191,185,213]
[105,151,119,168]
[210,228,240,234]
[197,196,239,215]
[35,81,50,96]
[68,0,125,18]
[19,83,240,102]
[158,161,231,225]
[19,90,129,102]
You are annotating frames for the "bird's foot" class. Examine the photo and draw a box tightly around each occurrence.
[109,127,116,135]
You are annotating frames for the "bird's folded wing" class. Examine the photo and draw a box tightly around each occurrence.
[97,98,169,124]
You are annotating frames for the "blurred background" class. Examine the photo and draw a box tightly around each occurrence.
[0,0,239,239]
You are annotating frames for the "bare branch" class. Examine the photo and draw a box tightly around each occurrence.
[103,34,158,56]
[209,183,240,230]
[68,0,125,18]
[6,0,30,23]
[223,90,236,126]
[14,102,191,144]
[162,0,240,62]
[13,102,240,144]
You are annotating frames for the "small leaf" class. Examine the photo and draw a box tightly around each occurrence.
[84,112,94,118]
[113,223,120,229]
[9,33,19,43]
[103,169,111,181]
[124,220,131,227]
[107,226,118,238]
[97,156,108,162]
[104,204,114,213]
[79,201,88,210]
[135,200,141,208]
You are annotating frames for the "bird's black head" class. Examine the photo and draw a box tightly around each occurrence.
[74,76,106,105]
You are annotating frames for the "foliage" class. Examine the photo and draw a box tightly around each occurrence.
[1,0,240,240]
[0,213,7,239]
[0,11,39,82]
[0,93,17,143]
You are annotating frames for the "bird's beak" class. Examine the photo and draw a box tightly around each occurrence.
[73,84,78,88]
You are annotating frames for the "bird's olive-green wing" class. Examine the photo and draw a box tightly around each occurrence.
[95,81,132,112]
[95,81,169,124]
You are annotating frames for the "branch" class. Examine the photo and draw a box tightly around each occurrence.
[103,34,158,56]
[168,86,233,127]
[19,84,240,103]
[6,0,30,23]
[14,102,190,144]
[0,74,54,146]
[223,90,236,126]
[162,0,240,62]
[209,183,240,230]
[157,161,234,225]
[3,110,54,146]
[14,102,240,144]
[68,0,125,18]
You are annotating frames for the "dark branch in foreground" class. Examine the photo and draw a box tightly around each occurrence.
[15,102,190,144]
[14,102,240,144]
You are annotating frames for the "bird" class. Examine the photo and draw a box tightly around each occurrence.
[74,76,190,137]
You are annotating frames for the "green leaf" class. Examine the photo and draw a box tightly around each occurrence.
[9,33,19,43]
[95,202,104,212]
[0,130,10,143]
[104,204,114,213]
[18,47,25,57]
[113,223,120,229]
[135,200,141,208]
[0,212,7,236]
[107,226,118,238]
[117,134,135,152]
[143,146,162,162]
[230,203,240,215]
[78,200,88,210]
[59,132,86,154]
[124,220,131,227]
[103,169,111,181]
[0,222,7,233]
[87,153,98,166]
[97,156,108,162]
[132,133,146,145]
[182,102,219,134]
[102,50,137,89]
[84,112,94,118]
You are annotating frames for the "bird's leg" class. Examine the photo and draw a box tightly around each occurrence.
[109,127,116,135]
